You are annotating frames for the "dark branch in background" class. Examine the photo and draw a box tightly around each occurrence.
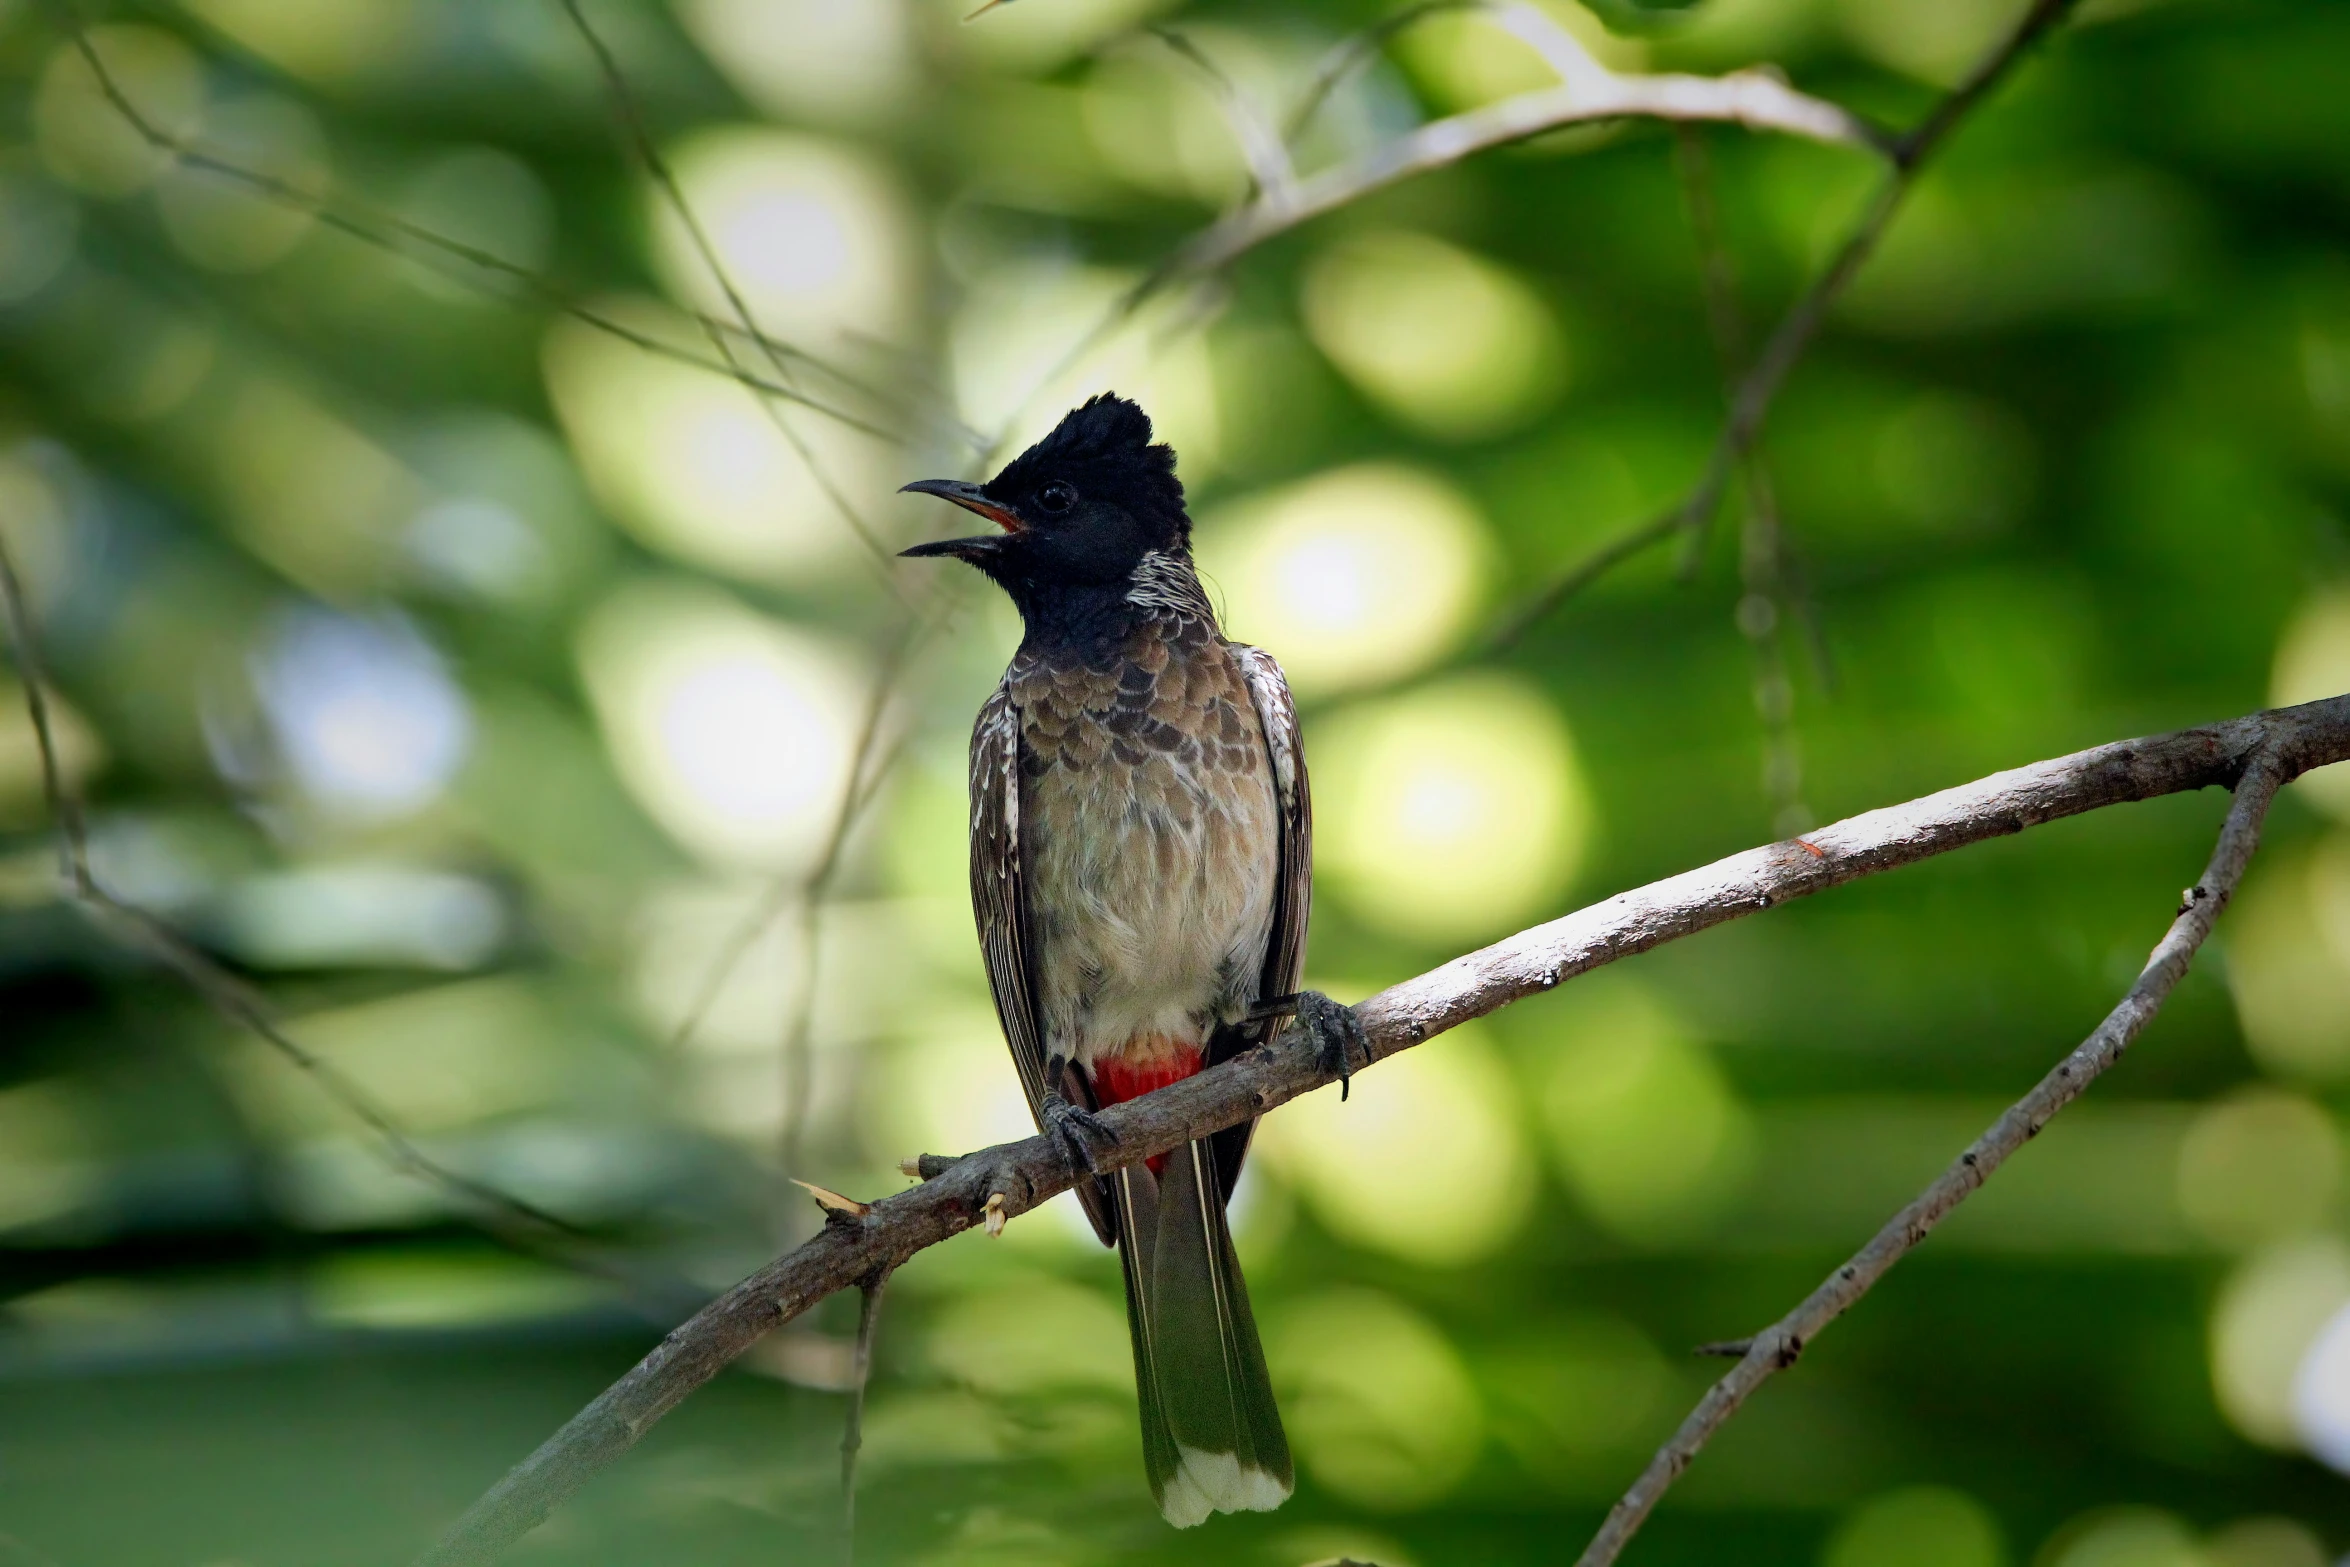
[413,694,2350,1567]
[1487,0,2080,649]
[838,1267,892,1567]
[0,527,589,1250]
[1574,756,2289,1566]
[1672,124,1819,833]
[38,0,919,443]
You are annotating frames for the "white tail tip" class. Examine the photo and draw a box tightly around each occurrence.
[1158,1444,1292,1529]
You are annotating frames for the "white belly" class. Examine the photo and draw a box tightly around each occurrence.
[1025,739,1279,1065]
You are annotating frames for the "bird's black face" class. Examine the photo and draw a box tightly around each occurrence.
[900,393,1189,597]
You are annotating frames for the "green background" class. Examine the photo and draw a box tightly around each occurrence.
[4,1,2350,1565]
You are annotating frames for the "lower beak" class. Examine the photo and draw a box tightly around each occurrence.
[899,533,1006,561]
[899,478,1023,558]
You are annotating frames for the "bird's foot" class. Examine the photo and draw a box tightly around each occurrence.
[1039,1089,1119,1176]
[1295,990,1368,1101]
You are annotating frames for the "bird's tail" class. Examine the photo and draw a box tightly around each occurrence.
[1111,1138,1293,1528]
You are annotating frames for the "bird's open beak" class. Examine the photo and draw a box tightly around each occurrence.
[899,478,1022,559]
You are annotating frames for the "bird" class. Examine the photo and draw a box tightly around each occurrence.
[901,392,1364,1528]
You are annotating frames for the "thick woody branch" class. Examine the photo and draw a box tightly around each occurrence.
[415,693,2350,1567]
[1572,750,2288,1567]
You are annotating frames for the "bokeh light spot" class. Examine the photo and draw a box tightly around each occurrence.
[1480,1313,1675,1484]
[2175,1089,2341,1250]
[35,26,204,197]
[575,580,866,871]
[1254,1017,1533,1266]
[2210,1237,2350,1449]
[0,164,79,304]
[652,128,912,355]
[951,261,1222,479]
[155,93,325,273]
[1301,229,1566,441]
[2291,1301,2350,1475]
[1826,1485,2006,1567]
[1271,1289,1483,1510]
[182,0,415,86]
[308,1249,592,1331]
[249,607,471,825]
[1537,979,1755,1243]
[1312,674,1587,942]
[926,1276,1132,1396]
[1195,464,1490,697]
[2225,835,2350,1082]
[543,301,877,584]
[2039,1508,2205,1567]
[680,0,915,126]
[2272,588,2350,821]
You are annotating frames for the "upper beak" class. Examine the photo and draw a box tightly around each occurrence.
[899,478,1022,559]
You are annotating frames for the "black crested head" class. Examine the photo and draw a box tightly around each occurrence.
[898,394,1194,619]
[984,392,1188,555]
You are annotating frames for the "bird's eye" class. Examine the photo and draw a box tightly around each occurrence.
[1037,481,1078,514]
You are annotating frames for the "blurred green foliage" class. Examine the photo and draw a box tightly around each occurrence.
[3,1,2350,1565]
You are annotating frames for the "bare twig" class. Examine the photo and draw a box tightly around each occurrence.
[554,0,903,571]
[839,1268,892,1567]
[987,7,1891,469]
[1572,754,2288,1567]
[413,693,2350,1567]
[1488,0,2080,649]
[37,0,907,441]
[1284,0,1481,144]
[1147,27,1293,200]
[1177,63,1891,283]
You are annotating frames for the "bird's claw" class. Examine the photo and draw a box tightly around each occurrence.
[1295,990,1368,1101]
[1040,1090,1119,1176]
[982,1191,1007,1238]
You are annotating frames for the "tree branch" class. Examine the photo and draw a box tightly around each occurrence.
[984,4,1891,467]
[1177,62,1890,280]
[1488,0,2080,648]
[1572,749,2287,1567]
[414,692,2350,1567]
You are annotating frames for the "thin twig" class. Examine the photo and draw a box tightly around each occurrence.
[1147,27,1293,200]
[1572,755,2287,1567]
[37,0,907,441]
[662,601,935,1070]
[839,1267,892,1567]
[1284,0,1482,144]
[1487,0,2080,650]
[413,693,2350,1567]
[773,618,929,1206]
[985,11,1891,470]
[554,0,903,572]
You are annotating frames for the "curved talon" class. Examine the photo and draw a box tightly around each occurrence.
[1295,990,1367,1101]
[1040,1089,1119,1175]
[982,1192,1007,1238]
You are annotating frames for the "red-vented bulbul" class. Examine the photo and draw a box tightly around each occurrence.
[901,393,1363,1527]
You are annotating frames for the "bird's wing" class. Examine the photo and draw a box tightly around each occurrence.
[970,678,1119,1245]
[1202,643,1313,1202]
[1231,643,1312,1020]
